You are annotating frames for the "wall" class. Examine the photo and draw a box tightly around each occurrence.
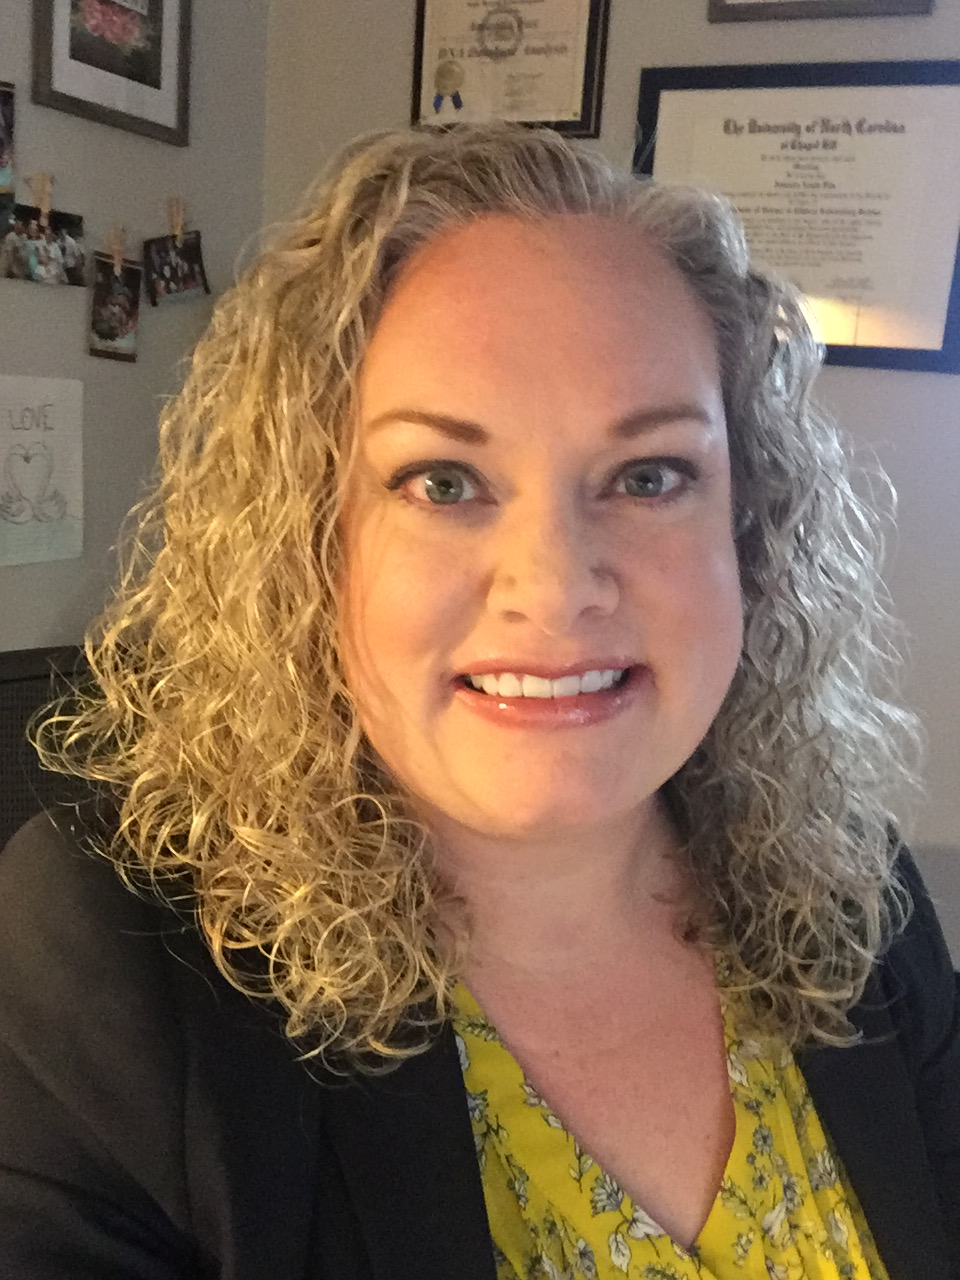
[0,0,269,652]
[264,0,960,948]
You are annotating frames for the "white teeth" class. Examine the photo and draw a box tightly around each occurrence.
[521,674,553,699]
[552,674,581,698]
[498,672,523,698]
[464,668,628,697]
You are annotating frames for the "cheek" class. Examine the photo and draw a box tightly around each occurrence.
[341,522,474,709]
[640,527,743,667]
[685,542,744,677]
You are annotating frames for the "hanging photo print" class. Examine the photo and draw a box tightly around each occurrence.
[0,201,85,285]
[0,84,14,195]
[89,252,142,361]
[142,227,209,305]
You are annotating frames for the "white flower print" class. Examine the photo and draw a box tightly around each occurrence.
[752,1124,774,1155]
[455,1032,470,1072]
[569,1142,595,1185]
[574,1238,597,1279]
[608,1230,631,1273]
[827,1209,849,1249]
[727,1048,749,1086]
[781,1174,803,1213]
[807,1149,838,1191]
[522,1081,547,1108]
[590,1172,624,1215]
[761,1199,787,1246]
[734,1230,754,1263]
[466,1089,488,1122]
[627,1205,663,1240]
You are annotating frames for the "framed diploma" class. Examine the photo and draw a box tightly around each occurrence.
[635,61,960,373]
[412,0,610,137]
[709,0,933,21]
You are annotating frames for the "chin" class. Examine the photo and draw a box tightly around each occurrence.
[454,777,646,843]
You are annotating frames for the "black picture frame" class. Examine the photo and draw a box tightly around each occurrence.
[32,0,191,147]
[709,0,933,20]
[411,0,609,137]
[635,60,960,374]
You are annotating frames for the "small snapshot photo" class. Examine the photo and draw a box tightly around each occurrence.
[0,203,86,285]
[69,0,164,91]
[89,253,142,362]
[143,230,210,305]
[0,83,14,195]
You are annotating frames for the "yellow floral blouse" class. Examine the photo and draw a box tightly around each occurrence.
[453,985,889,1280]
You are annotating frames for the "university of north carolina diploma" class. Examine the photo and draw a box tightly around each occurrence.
[651,83,960,351]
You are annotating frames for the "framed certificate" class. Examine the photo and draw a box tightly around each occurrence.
[709,0,933,20]
[635,61,960,373]
[412,0,610,137]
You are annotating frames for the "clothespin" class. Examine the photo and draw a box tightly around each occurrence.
[167,196,186,247]
[27,172,53,229]
[104,225,126,276]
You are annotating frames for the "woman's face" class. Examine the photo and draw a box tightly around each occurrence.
[341,214,743,847]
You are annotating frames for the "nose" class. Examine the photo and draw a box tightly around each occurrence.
[486,495,619,635]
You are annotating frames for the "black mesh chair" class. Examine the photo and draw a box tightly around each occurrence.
[0,646,86,849]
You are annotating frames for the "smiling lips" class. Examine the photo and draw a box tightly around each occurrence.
[463,669,627,698]
[454,665,643,728]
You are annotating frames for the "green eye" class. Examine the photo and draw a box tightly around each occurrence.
[621,462,682,499]
[422,468,476,504]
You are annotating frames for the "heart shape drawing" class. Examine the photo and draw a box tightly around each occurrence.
[5,442,54,508]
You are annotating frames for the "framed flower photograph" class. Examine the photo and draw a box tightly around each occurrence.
[32,0,191,146]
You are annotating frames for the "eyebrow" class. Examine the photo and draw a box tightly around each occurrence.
[363,404,715,444]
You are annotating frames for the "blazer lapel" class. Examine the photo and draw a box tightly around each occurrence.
[800,989,953,1280]
[319,1023,497,1280]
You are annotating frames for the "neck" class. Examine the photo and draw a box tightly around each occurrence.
[428,797,690,984]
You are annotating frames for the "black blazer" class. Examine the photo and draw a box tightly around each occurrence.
[0,809,958,1280]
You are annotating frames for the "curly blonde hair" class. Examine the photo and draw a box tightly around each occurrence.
[35,123,919,1064]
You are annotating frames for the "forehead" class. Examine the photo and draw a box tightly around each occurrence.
[360,214,722,421]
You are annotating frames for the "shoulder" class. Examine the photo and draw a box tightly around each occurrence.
[0,808,207,1227]
[0,807,324,1265]
[0,798,319,1097]
[872,846,960,1073]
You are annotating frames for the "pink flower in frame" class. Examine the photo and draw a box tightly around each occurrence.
[74,0,148,53]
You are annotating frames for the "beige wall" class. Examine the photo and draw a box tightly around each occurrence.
[264,0,960,949]
[0,0,269,651]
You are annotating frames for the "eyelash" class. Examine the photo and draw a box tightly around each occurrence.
[384,457,700,509]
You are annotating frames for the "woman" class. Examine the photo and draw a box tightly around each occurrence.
[0,124,956,1279]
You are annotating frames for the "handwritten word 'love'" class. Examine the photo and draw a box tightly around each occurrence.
[2,403,56,432]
